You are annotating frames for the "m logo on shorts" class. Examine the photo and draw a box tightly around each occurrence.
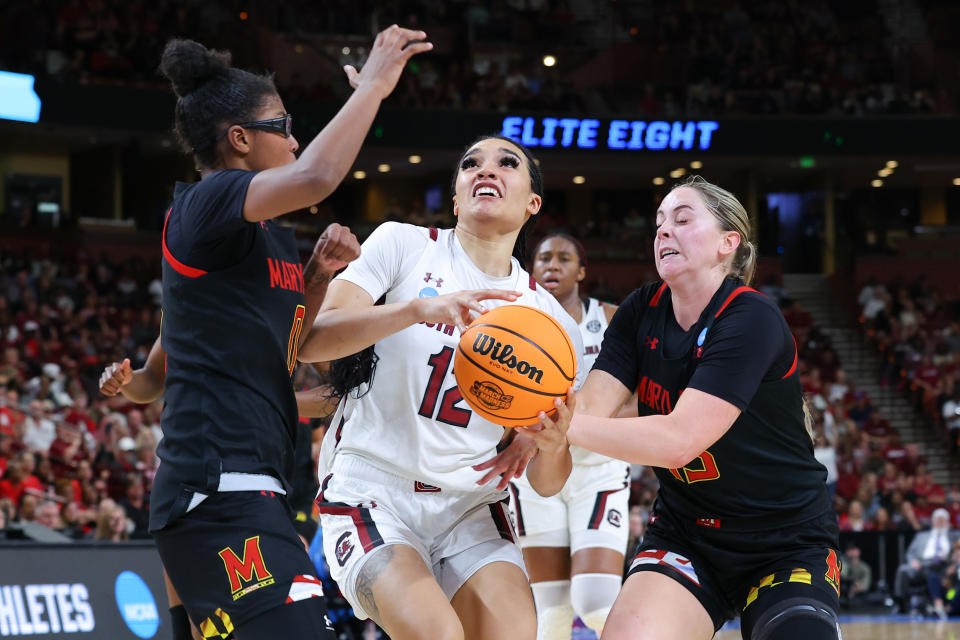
[335,532,355,567]
[607,509,622,527]
[218,536,275,600]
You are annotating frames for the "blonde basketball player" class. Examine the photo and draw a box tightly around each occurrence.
[509,233,631,640]
[299,135,585,640]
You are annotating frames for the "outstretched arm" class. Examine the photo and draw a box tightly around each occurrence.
[299,280,520,363]
[242,26,432,222]
[568,375,740,468]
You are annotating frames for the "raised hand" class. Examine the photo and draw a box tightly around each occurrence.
[310,223,360,274]
[343,25,433,99]
[99,359,133,396]
[414,289,520,333]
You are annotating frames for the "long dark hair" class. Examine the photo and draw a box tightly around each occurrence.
[327,296,385,398]
[159,39,278,169]
[452,135,544,262]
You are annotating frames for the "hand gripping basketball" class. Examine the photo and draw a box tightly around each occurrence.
[517,388,576,455]
[413,289,521,334]
[454,304,578,427]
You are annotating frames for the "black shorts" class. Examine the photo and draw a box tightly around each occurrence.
[154,491,333,637]
[626,508,840,635]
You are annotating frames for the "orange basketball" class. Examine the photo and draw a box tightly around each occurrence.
[454,304,577,427]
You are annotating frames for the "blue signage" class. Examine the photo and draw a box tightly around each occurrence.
[502,116,718,151]
[0,71,41,123]
[114,571,159,639]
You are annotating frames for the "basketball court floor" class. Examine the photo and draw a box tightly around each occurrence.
[566,615,960,639]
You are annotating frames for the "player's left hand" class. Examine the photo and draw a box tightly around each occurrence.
[310,223,360,275]
[473,432,538,490]
[517,388,575,456]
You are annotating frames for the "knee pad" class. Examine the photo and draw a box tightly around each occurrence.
[531,581,573,640]
[750,597,840,640]
[570,573,621,633]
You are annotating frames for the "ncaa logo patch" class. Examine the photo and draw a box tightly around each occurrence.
[115,571,160,639]
[607,508,622,527]
[419,287,439,298]
[335,532,355,567]
[586,319,602,333]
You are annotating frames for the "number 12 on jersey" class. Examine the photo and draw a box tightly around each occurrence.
[418,346,472,428]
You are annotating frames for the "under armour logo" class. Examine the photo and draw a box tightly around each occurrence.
[645,336,659,350]
[424,273,443,287]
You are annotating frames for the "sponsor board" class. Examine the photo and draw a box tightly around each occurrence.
[0,543,167,639]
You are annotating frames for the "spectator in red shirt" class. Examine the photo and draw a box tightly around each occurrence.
[49,422,87,478]
[863,416,894,446]
[874,507,894,531]
[879,461,900,496]
[64,392,96,434]
[0,453,45,504]
[914,355,941,394]
[882,433,910,470]
[839,499,871,531]
[915,465,946,504]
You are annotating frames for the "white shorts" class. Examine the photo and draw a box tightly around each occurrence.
[508,458,630,554]
[317,454,526,620]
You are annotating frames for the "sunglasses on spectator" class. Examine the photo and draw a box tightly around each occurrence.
[214,114,293,144]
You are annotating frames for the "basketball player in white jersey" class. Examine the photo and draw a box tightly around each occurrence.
[511,233,633,640]
[298,135,585,640]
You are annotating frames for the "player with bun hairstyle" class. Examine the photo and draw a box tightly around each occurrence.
[511,232,632,639]
[150,26,430,639]
[566,175,841,640]
[298,135,583,640]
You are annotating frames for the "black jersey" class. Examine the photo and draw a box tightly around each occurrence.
[594,278,829,526]
[151,170,306,531]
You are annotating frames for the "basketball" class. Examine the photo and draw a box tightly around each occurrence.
[454,304,577,427]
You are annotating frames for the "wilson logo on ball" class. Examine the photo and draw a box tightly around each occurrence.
[469,380,514,410]
[455,305,576,428]
[471,332,544,384]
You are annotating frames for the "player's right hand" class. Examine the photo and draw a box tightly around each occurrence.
[414,289,520,333]
[343,25,433,99]
[99,358,133,396]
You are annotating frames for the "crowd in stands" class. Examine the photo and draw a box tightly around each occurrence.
[0,248,162,541]
[0,0,952,117]
[859,276,960,455]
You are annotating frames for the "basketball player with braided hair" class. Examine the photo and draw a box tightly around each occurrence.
[298,135,584,640]
[149,26,430,639]
[509,232,632,640]
[567,176,841,640]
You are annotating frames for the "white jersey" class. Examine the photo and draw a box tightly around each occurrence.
[579,297,608,373]
[572,297,618,465]
[321,223,585,492]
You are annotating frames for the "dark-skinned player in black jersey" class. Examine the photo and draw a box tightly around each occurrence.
[100,339,338,640]
[145,25,431,640]
[566,176,840,640]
